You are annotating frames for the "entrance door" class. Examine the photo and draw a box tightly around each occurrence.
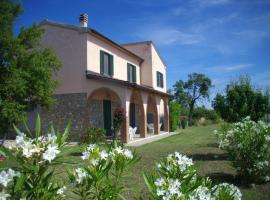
[103,100,112,136]
[129,103,136,128]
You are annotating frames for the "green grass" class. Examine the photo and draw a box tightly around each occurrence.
[1,125,270,199]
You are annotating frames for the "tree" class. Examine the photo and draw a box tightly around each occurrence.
[212,76,268,122]
[173,73,212,124]
[0,0,61,140]
[169,101,181,131]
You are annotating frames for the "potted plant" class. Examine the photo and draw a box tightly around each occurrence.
[113,108,125,141]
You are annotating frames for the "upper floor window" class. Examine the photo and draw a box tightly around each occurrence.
[100,50,114,76]
[127,63,136,83]
[156,71,164,88]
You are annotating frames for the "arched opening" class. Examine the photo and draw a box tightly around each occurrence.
[87,87,121,137]
[129,90,145,139]
[147,95,158,135]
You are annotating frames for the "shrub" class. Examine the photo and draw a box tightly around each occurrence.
[113,108,125,140]
[180,116,187,129]
[0,114,69,199]
[215,117,270,183]
[80,127,106,144]
[169,101,181,131]
[67,142,139,199]
[143,152,242,200]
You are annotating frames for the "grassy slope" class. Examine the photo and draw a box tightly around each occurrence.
[123,125,270,199]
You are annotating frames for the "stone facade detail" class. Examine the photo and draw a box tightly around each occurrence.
[89,99,103,128]
[40,93,87,140]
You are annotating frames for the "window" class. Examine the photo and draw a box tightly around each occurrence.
[100,50,114,76]
[156,71,164,88]
[127,63,136,83]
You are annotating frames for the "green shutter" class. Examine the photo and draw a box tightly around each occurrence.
[156,71,159,87]
[109,54,114,76]
[100,50,104,74]
[132,65,136,83]
[161,73,164,88]
[127,64,131,81]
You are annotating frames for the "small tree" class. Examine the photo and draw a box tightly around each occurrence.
[213,76,268,122]
[113,108,125,140]
[173,73,212,124]
[0,0,61,141]
[169,101,181,131]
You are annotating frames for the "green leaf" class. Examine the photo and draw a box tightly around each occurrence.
[35,113,41,138]
[14,174,26,192]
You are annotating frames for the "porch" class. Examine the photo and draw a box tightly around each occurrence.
[86,80,170,143]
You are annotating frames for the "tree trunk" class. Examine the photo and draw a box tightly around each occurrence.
[188,101,195,126]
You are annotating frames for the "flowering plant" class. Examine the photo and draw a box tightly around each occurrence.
[143,152,242,200]
[0,115,69,199]
[215,117,270,183]
[67,141,139,199]
[113,108,125,140]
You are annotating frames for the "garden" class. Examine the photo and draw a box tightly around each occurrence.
[0,116,270,199]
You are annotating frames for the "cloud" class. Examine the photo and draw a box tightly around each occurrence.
[206,64,252,72]
[232,30,270,39]
[137,28,202,46]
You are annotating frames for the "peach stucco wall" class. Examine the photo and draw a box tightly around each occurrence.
[150,44,167,93]
[122,43,167,92]
[122,43,153,87]
[87,35,141,84]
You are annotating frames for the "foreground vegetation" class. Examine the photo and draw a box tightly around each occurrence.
[1,125,269,199]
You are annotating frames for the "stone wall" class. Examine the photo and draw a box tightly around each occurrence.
[40,93,87,140]
[89,99,103,128]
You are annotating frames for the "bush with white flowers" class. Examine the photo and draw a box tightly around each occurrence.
[0,115,69,200]
[215,117,270,183]
[144,152,242,200]
[67,142,139,199]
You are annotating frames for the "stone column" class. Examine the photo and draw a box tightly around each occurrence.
[121,100,130,143]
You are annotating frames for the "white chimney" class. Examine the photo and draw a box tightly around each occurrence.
[79,13,88,27]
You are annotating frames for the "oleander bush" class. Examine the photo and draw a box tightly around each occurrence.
[67,142,139,199]
[143,152,242,200]
[215,117,270,183]
[0,115,69,199]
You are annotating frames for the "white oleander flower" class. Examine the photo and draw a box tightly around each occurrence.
[114,146,124,154]
[42,144,60,162]
[15,133,26,146]
[0,190,10,200]
[22,141,35,158]
[123,149,133,159]
[47,134,57,143]
[100,150,108,160]
[156,188,166,196]
[0,169,20,187]
[57,186,67,196]
[155,178,165,187]
[81,150,90,160]
[87,144,96,151]
[75,168,88,184]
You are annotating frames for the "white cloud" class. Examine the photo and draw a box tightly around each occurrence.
[207,64,252,72]
[137,28,202,46]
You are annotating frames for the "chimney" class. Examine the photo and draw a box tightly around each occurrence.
[79,13,88,27]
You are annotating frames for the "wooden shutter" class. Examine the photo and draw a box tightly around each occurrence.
[109,54,114,76]
[100,50,104,74]
[132,65,136,83]
[127,64,131,81]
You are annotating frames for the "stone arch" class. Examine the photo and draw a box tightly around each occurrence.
[129,90,146,138]
[87,87,122,136]
[147,95,159,134]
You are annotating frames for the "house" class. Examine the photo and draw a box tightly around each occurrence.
[38,14,169,143]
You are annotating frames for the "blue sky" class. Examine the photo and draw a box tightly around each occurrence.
[16,0,270,107]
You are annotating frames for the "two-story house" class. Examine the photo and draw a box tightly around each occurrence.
[38,14,169,143]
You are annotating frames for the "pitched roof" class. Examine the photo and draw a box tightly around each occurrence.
[122,40,167,67]
[39,20,144,63]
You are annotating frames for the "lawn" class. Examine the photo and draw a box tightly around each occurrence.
[1,124,270,199]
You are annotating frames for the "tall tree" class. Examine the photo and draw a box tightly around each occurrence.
[212,76,268,122]
[0,0,61,140]
[173,73,212,124]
